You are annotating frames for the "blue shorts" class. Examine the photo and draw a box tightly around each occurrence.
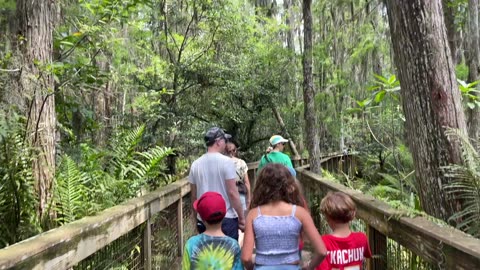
[196,217,239,240]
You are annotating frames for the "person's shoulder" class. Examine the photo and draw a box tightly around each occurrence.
[276,151,289,157]
[272,151,291,160]
[191,154,207,166]
[238,158,247,166]
[185,234,202,246]
[211,152,231,162]
[222,235,241,249]
[220,155,236,168]
[321,234,333,242]
[296,204,309,214]
[351,231,368,242]
[187,233,203,241]
[294,205,311,220]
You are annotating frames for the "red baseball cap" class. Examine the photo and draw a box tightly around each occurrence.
[193,192,226,223]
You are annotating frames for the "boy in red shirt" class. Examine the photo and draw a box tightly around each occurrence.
[313,191,372,270]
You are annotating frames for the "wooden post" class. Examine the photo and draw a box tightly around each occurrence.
[143,218,152,270]
[367,224,387,270]
[177,195,184,257]
[292,159,299,168]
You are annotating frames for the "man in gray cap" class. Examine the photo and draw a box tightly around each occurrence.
[188,127,245,240]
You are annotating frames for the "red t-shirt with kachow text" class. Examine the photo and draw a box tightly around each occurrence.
[316,232,372,270]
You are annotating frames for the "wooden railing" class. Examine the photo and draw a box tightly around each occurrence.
[0,180,193,270]
[1,152,479,270]
[248,154,480,269]
[295,165,480,269]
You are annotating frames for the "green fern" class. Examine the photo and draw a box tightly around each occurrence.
[443,129,480,237]
[108,125,146,179]
[128,146,174,187]
[0,114,41,248]
[54,156,89,224]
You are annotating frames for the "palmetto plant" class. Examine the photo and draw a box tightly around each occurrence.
[443,129,480,237]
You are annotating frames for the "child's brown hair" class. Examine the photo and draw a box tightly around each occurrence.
[250,163,303,209]
[320,191,356,223]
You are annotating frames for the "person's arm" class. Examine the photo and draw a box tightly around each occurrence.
[226,179,245,229]
[241,211,255,270]
[286,154,294,169]
[243,172,251,209]
[190,183,197,223]
[297,206,327,270]
[225,159,245,229]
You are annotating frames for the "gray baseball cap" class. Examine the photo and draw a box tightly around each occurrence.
[204,127,232,145]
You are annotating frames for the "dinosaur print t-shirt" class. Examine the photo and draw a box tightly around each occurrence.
[182,233,243,270]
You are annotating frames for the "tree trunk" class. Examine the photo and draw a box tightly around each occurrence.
[284,0,294,51]
[16,0,56,220]
[272,105,301,159]
[466,0,480,140]
[302,0,322,174]
[93,52,112,147]
[385,0,467,223]
[443,0,462,64]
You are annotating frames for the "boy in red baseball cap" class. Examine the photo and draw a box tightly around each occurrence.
[182,192,243,270]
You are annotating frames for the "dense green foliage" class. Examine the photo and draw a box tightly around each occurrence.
[1,0,479,248]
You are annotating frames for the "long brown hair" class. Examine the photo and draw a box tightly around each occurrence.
[250,163,303,209]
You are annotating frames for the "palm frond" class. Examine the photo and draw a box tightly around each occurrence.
[442,128,480,237]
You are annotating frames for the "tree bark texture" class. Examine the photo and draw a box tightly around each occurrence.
[442,0,462,64]
[93,52,112,147]
[302,0,322,174]
[284,0,295,51]
[272,105,301,159]
[16,0,56,219]
[385,0,467,222]
[466,0,480,140]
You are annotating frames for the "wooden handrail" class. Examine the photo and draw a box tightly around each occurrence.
[0,180,190,270]
[297,166,480,269]
[2,152,479,269]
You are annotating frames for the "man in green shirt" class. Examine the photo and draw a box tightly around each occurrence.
[258,135,295,175]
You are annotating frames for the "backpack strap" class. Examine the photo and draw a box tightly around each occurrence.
[263,154,272,163]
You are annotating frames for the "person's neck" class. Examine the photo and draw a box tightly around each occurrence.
[203,223,225,237]
[272,148,281,152]
[331,222,351,237]
[207,147,220,154]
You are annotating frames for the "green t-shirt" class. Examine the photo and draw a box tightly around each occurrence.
[258,151,294,173]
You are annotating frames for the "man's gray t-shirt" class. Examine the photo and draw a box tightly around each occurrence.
[188,152,238,218]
